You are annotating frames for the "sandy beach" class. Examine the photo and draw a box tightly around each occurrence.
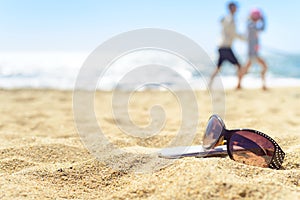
[0,87,300,199]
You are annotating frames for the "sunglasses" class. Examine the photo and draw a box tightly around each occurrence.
[203,115,285,169]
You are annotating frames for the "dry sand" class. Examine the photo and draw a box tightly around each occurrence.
[0,88,300,199]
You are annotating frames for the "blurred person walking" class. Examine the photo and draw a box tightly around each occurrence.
[242,8,268,90]
[209,1,245,89]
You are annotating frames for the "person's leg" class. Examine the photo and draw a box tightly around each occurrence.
[256,57,268,90]
[235,63,242,89]
[226,48,242,89]
[239,59,252,89]
[209,67,221,88]
[209,49,224,88]
[242,59,252,76]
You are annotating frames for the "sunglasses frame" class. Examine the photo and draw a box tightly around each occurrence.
[206,115,285,169]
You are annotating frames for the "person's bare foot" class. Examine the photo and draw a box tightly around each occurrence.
[236,84,242,90]
[262,85,267,90]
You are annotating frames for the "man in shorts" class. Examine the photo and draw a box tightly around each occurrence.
[209,2,244,89]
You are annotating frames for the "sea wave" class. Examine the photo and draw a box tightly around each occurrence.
[0,51,299,90]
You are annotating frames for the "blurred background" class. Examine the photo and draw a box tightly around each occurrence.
[0,0,299,89]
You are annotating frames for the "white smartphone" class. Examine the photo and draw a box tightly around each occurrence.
[158,145,227,159]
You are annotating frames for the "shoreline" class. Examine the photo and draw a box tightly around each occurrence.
[0,84,300,91]
[1,74,300,91]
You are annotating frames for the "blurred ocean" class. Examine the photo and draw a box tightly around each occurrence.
[0,50,299,90]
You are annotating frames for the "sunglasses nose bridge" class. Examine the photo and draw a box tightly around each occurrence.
[215,137,224,147]
[214,131,227,147]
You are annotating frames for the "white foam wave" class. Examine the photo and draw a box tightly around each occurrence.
[0,51,299,90]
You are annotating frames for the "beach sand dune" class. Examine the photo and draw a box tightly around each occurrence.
[0,88,299,199]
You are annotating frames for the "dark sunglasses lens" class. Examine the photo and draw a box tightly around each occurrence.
[229,131,275,167]
[203,116,223,150]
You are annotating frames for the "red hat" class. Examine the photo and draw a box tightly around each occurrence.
[250,8,262,20]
